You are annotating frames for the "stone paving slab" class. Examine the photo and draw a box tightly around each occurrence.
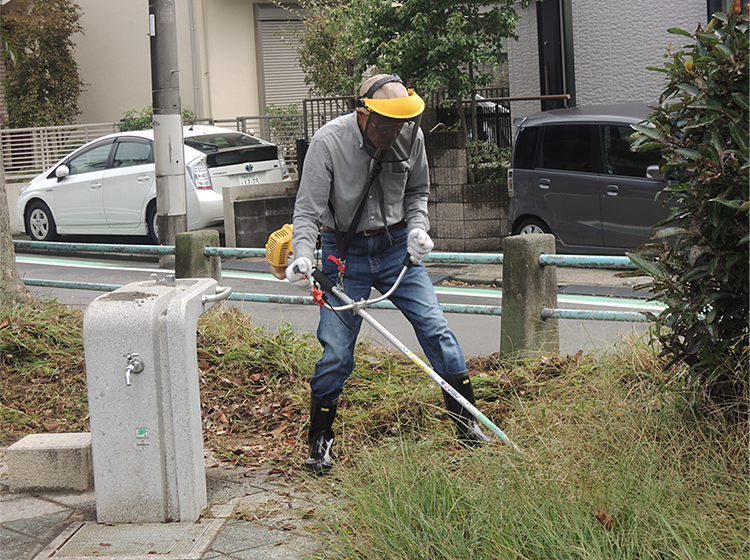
[38,518,225,560]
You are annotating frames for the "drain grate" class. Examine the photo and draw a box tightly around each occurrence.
[35,518,225,560]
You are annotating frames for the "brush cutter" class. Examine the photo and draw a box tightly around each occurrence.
[302,256,522,454]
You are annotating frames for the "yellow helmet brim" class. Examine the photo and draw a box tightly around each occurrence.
[362,89,425,120]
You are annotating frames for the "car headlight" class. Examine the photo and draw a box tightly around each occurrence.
[187,156,212,189]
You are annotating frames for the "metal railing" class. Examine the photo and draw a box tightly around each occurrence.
[13,240,652,323]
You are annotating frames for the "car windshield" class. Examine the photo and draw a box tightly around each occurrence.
[184,132,264,153]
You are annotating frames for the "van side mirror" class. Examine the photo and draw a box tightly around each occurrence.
[646,165,664,181]
[55,165,70,182]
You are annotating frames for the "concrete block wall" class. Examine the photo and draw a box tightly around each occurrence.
[425,132,508,252]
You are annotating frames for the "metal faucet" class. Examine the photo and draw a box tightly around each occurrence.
[124,353,144,386]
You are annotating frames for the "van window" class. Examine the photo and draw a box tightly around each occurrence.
[513,127,540,169]
[601,124,661,178]
[540,124,594,173]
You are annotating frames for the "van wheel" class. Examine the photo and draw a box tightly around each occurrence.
[515,218,550,235]
[26,201,59,242]
[146,202,159,244]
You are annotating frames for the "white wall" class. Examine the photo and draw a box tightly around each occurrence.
[72,0,263,124]
[571,0,705,107]
[507,0,707,123]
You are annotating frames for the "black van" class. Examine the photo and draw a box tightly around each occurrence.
[507,104,667,255]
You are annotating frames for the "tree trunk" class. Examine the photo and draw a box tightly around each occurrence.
[0,148,33,306]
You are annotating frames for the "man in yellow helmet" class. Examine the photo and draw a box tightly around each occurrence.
[287,74,488,473]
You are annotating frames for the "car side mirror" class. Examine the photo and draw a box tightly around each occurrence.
[55,165,70,182]
[646,165,664,181]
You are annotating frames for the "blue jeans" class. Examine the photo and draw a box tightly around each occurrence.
[310,228,467,402]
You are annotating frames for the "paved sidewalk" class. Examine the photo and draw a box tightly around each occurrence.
[0,448,327,560]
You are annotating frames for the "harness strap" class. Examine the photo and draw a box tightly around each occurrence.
[327,159,383,264]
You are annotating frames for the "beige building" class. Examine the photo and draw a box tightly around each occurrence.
[1,0,308,124]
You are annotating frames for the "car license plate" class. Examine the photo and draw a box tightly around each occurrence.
[239,174,260,185]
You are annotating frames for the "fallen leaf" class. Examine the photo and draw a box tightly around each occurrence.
[280,524,296,531]
[217,410,228,423]
[0,317,10,330]
[594,510,613,530]
[43,422,60,431]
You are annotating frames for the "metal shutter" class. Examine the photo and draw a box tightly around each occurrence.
[259,19,308,109]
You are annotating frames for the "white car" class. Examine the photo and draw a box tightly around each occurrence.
[16,125,290,243]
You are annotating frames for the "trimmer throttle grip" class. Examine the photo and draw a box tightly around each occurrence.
[312,268,337,293]
[403,254,414,268]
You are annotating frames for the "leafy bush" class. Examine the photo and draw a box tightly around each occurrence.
[119,106,195,132]
[467,140,510,184]
[629,3,748,409]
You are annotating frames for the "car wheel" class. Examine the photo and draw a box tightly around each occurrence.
[25,201,59,242]
[146,202,159,244]
[515,218,551,236]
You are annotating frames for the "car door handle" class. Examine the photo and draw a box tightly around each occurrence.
[605,185,619,196]
[90,182,102,189]
[538,178,550,189]
[137,175,151,183]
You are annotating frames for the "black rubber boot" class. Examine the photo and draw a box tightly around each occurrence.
[304,396,337,473]
[442,372,491,446]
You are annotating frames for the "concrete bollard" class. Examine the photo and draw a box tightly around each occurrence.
[500,233,558,358]
[175,229,221,282]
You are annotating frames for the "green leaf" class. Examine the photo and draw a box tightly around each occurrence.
[677,83,700,97]
[653,227,689,238]
[675,148,702,160]
[708,197,744,210]
[667,27,693,37]
[715,44,734,58]
[705,307,717,324]
[626,252,667,278]
[631,123,660,139]
[729,122,749,153]
[731,92,749,111]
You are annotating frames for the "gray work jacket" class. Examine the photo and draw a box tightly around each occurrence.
[291,111,430,263]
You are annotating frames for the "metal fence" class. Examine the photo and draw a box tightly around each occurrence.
[1,122,120,182]
[1,115,306,183]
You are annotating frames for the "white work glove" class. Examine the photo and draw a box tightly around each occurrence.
[406,228,434,264]
[285,257,313,292]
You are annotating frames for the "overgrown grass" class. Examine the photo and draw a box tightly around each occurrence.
[317,343,749,559]
[1,300,747,558]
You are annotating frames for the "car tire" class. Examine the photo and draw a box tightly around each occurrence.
[515,218,551,236]
[146,202,159,244]
[25,201,59,242]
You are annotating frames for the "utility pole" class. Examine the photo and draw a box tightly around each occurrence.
[149,0,186,262]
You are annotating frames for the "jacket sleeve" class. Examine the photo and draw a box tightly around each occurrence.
[291,138,332,263]
[403,130,430,233]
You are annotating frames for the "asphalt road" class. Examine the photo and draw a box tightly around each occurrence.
[13,249,663,357]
